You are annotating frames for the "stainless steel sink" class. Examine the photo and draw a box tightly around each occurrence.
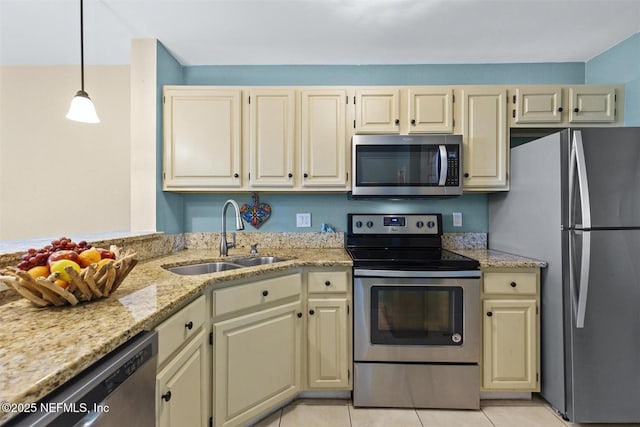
[230,256,289,267]
[164,256,289,275]
[165,261,242,275]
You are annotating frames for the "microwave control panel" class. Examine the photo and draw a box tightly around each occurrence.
[349,214,441,235]
[446,148,460,186]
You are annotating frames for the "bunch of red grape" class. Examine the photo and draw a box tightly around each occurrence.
[17,237,92,270]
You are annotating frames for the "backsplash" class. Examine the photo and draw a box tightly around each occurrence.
[0,231,486,303]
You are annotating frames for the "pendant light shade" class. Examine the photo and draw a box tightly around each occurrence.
[66,90,100,123]
[67,0,100,124]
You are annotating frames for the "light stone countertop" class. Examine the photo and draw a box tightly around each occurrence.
[453,249,547,268]
[0,247,351,424]
[0,243,544,424]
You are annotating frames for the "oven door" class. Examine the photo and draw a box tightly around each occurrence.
[351,135,462,197]
[354,270,480,363]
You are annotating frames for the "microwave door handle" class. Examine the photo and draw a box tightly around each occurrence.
[438,145,447,186]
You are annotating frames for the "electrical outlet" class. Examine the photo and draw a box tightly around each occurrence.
[452,212,463,227]
[296,213,311,228]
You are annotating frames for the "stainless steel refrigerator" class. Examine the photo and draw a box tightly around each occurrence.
[488,127,640,423]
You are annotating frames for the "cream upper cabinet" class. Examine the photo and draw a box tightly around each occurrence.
[509,85,622,127]
[163,87,242,190]
[407,87,454,133]
[300,89,350,188]
[461,87,508,191]
[481,268,540,392]
[569,86,616,123]
[512,87,563,124]
[249,89,296,188]
[355,88,401,134]
[214,300,302,427]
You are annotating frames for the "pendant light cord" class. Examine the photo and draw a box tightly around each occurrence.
[80,0,85,92]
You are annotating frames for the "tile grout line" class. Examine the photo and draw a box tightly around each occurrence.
[480,407,498,427]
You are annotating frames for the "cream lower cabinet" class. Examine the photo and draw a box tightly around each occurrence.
[155,295,208,427]
[214,301,302,427]
[481,269,540,391]
[212,273,303,427]
[306,269,352,389]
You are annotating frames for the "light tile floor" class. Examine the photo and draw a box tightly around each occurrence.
[251,397,640,427]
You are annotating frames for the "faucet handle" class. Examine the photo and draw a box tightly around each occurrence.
[250,243,258,254]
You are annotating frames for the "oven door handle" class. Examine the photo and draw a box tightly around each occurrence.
[438,145,448,186]
[354,269,481,278]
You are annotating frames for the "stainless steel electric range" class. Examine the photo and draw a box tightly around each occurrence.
[346,213,481,409]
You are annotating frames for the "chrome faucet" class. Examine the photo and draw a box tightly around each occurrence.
[220,199,244,256]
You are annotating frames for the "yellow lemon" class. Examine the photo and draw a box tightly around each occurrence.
[49,260,81,282]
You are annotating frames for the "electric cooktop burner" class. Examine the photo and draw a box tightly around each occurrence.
[346,213,480,271]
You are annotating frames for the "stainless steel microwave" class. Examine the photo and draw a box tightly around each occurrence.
[351,134,463,197]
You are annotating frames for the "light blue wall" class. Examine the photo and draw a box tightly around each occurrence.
[156,56,590,234]
[156,42,186,234]
[586,33,640,125]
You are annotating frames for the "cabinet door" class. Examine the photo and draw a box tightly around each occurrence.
[513,87,562,124]
[407,87,454,133]
[214,301,302,427]
[461,88,508,191]
[307,298,350,389]
[249,89,296,187]
[300,89,349,188]
[163,88,242,189]
[569,86,616,123]
[482,299,537,391]
[156,329,208,427]
[355,88,400,134]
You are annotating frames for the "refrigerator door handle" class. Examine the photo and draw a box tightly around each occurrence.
[570,229,591,328]
[438,145,448,186]
[570,131,592,229]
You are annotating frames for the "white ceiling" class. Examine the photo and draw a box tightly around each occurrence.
[1,0,639,66]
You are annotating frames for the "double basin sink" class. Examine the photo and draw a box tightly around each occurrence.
[165,256,289,276]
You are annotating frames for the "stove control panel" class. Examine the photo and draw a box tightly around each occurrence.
[349,214,441,235]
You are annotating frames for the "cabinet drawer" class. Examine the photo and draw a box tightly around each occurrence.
[156,295,206,367]
[483,272,537,295]
[308,271,348,293]
[214,274,301,317]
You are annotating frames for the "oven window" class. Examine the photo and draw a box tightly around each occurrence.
[370,285,463,346]
[355,145,440,187]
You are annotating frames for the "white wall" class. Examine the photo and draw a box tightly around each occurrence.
[0,65,131,240]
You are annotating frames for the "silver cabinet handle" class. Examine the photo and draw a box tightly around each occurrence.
[438,145,448,186]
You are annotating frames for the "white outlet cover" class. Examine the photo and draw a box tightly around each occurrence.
[296,213,311,228]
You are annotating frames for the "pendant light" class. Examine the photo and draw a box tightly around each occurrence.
[66,0,100,123]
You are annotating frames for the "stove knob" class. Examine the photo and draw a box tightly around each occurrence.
[355,221,363,228]
[416,221,424,228]
[427,221,436,229]
[366,221,374,228]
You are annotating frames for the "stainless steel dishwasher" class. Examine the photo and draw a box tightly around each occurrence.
[10,331,158,427]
